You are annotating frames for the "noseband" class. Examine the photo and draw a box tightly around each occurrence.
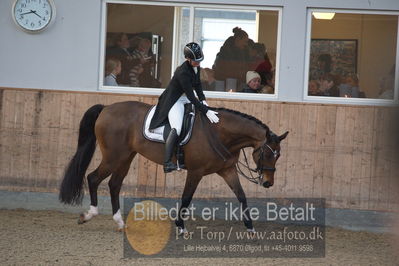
[253,143,279,172]
[236,142,279,185]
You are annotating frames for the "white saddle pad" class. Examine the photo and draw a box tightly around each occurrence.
[143,105,195,145]
[143,106,165,143]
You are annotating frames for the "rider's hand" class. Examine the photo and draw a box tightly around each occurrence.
[202,100,209,106]
[206,110,219,123]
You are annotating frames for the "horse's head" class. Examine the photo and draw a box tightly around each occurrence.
[252,131,289,188]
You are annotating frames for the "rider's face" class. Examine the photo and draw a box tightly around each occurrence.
[188,59,200,67]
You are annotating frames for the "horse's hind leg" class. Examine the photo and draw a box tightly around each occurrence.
[78,161,113,224]
[108,152,137,231]
[218,166,254,231]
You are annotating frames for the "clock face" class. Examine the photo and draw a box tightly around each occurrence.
[13,0,55,32]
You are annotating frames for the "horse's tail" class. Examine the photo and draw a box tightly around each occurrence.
[59,104,105,205]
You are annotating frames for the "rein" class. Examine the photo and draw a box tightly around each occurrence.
[236,149,261,184]
[200,112,232,161]
[236,143,278,185]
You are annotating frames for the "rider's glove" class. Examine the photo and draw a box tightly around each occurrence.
[202,100,209,106]
[206,110,219,123]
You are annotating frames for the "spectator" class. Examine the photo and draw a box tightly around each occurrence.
[339,73,360,98]
[212,27,251,91]
[104,58,121,86]
[248,42,266,70]
[259,71,275,94]
[319,73,339,97]
[310,53,333,81]
[106,33,141,86]
[308,79,322,96]
[242,71,261,93]
[139,39,162,88]
[255,51,274,88]
[200,68,216,91]
[129,38,152,87]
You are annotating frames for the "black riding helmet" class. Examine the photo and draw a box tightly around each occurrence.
[184,42,204,62]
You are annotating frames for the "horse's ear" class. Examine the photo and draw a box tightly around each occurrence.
[278,131,289,142]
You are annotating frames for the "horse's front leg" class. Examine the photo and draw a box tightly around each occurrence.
[217,166,254,232]
[175,171,203,234]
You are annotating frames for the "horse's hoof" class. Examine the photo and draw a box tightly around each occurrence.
[77,213,86,224]
[177,227,188,236]
[247,228,256,233]
[116,226,126,232]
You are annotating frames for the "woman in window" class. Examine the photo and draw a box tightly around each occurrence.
[212,27,251,92]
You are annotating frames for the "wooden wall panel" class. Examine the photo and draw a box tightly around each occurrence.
[0,87,397,212]
[300,104,318,198]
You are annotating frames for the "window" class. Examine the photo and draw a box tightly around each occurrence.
[100,1,281,98]
[194,10,257,69]
[305,10,398,101]
[103,3,176,89]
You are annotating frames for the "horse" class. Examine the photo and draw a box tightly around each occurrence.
[59,101,288,232]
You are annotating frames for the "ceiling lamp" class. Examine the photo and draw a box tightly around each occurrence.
[313,12,335,20]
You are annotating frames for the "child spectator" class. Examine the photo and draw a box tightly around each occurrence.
[242,71,261,93]
[104,58,121,86]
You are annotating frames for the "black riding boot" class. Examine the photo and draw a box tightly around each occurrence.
[164,128,178,173]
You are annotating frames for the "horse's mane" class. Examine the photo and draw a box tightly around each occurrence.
[210,107,270,133]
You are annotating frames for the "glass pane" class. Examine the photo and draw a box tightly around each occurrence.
[104,3,176,88]
[308,12,397,99]
[190,8,279,94]
[176,7,190,67]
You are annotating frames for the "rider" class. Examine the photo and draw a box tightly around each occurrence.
[149,42,220,173]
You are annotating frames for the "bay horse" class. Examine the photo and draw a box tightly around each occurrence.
[59,101,288,232]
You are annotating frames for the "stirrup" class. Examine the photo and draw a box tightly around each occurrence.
[164,162,177,173]
[176,160,185,171]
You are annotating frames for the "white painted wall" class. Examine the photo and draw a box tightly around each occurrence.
[0,0,101,91]
[0,0,398,104]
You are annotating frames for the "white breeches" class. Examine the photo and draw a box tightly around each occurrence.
[168,95,190,136]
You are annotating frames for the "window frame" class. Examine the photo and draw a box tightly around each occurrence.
[303,8,399,105]
[98,0,283,101]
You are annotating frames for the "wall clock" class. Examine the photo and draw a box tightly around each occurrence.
[12,0,56,33]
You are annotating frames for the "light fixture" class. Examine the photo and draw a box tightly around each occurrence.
[313,12,335,20]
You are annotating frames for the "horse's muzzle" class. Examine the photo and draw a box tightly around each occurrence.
[262,181,273,188]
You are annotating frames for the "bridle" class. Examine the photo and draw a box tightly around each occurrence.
[254,142,279,172]
[236,142,279,185]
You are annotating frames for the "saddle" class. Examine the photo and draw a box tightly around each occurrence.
[143,103,196,168]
